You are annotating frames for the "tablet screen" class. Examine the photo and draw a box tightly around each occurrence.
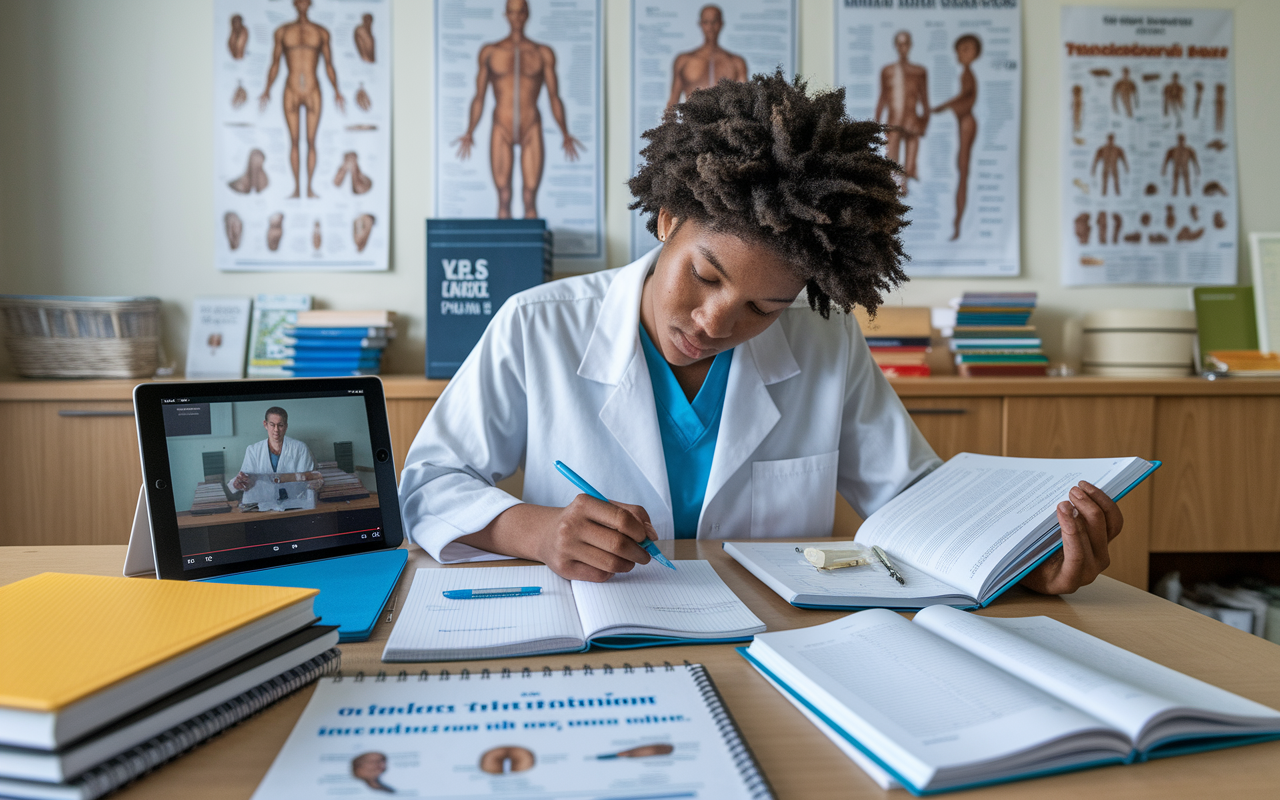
[136,378,403,579]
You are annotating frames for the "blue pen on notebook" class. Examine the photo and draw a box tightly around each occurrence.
[443,587,542,600]
[553,460,677,571]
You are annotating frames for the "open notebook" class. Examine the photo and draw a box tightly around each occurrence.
[382,560,766,662]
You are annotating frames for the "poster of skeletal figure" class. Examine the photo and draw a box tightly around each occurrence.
[434,0,604,272]
[214,0,390,272]
[1061,8,1236,286]
[835,1,1022,278]
[630,1,797,261]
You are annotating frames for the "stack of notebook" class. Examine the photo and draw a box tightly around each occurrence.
[189,478,232,516]
[853,306,933,377]
[315,461,371,502]
[277,310,395,377]
[0,573,340,800]
[951,292,1047,377]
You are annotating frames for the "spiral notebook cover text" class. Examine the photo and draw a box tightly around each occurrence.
[251,664,772,799]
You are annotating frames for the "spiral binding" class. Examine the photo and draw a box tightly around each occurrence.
[69,648,342,800]
[331,659,686,682]
[687,664,777,800]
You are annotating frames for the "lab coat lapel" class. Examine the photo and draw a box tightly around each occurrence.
[701,321,800,522]
[579,250,673,517]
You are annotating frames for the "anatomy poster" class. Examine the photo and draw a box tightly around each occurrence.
[1061,8,1237,286]
[214,0,390,272]
[630,1,797,261]
[836,1,1022,278]
[434,0,604,272]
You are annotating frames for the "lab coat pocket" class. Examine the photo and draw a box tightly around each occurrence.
[750,450,839,538]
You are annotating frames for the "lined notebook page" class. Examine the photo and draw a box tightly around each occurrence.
[382,566,585,661]
[572,560,765,640]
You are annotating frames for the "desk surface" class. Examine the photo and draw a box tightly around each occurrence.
[4,542,1280,799]
[175,493,380,528]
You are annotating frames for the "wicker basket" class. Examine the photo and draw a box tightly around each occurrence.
[0,295,162,378]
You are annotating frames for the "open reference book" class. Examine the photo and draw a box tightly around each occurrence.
[383,561,765,661]
[741,607,1280,795]
[725,453,1158,610]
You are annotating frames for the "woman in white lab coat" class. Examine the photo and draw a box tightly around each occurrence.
[399,73,1122,593]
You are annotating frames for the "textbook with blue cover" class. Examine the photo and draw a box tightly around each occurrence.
[425,219,552,378]
[741,606,1280,795]
[725,453,1159,611]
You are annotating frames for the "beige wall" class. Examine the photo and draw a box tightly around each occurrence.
[1,0,1277,375]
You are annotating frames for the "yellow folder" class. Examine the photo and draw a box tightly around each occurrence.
[0,573,317,712]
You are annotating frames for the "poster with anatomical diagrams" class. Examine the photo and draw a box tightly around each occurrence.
[1061,8,1237,286]
[836,1,1022,278]
[214,0,390,272]
[434,0,605,272]
[630,0,797,261]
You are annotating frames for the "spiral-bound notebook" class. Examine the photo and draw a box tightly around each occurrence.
[251,663,774,799]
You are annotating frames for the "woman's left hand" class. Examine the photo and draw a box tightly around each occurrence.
[1020,481,1124,595]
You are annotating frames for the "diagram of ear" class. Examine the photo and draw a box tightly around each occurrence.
[356,84,372,112]
[267,213,284,251]
[232,81,247,109]
[334,152,373,194]
[353,214,376,252]
[479,746,535,775]
[229,149,269,194]
[312,220,322,251]
[224,211,243,250]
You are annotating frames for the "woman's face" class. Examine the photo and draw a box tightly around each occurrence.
[641,209,806,368]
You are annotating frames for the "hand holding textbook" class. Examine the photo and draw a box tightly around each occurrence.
[726,453,1159,610]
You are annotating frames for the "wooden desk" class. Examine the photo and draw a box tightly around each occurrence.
[4,542,1280,799]
[175,493,380,529]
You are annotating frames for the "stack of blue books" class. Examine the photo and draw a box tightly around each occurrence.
[426,219,552,378]
[279,310,395,377]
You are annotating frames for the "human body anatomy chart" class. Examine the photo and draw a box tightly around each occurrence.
[214,0,390,272]
[435,0,604,271]
[1061,8,1237,286]
[630,0,797,260]
[836,1,1022,278]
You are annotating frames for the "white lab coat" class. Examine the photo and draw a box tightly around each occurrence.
[399,249,941,563]
[230,436,315,488]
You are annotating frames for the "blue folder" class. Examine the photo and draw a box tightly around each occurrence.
[202,549,407,642]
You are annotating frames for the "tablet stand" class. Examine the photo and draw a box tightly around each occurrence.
[123,485,158,577]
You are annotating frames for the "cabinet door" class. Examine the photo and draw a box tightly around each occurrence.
[386,399,435,479]
[1152,397,1280,552]
[833,397,1003,537]
[0,401,142,546]
[1005,397,1155,589]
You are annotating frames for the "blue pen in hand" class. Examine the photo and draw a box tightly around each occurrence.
[553,460,677,570]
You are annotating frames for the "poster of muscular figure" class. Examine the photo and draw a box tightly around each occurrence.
[1061,8,1236,286]
[435,0,604,271]
[214,0,390,272]
[629,0,797,261]
[836,1,1022,278]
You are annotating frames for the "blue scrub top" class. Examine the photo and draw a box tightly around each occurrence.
[639,326,733,539]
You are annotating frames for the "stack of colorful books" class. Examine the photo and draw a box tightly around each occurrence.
[952,293,1047,377]
[854,306,932,377]
[281,310,395,377]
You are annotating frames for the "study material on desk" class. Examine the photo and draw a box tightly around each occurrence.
[382,561,765,662]
[184,296,251,379]
[725,452,1159,610]
[740,606,1280,795]
[251,664,773,800]
[0,626,339,796]
[0,573,318,752]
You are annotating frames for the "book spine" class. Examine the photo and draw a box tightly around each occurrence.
[686,664,776,800]
[70,649,340,800]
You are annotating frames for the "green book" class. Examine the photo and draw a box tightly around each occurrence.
[1192,287,1258,372]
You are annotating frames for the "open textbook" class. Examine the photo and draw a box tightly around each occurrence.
[741,607,1280,795]
[383,561,765,662]
[725,453,1158,610]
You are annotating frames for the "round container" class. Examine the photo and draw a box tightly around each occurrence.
[1081,309,1196,377]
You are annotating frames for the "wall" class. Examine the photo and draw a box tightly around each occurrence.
[1,0,1277,374]
[165,394,373,511]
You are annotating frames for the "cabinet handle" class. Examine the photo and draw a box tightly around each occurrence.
[58,410,135,418]
[905,408,968,415]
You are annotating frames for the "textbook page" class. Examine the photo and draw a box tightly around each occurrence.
[854,453,1140,600]
[915,607,1280,751]
[252,667,764,799]
[382,567,584,661]
[745,610,1127,792]
[571,560,765,640]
